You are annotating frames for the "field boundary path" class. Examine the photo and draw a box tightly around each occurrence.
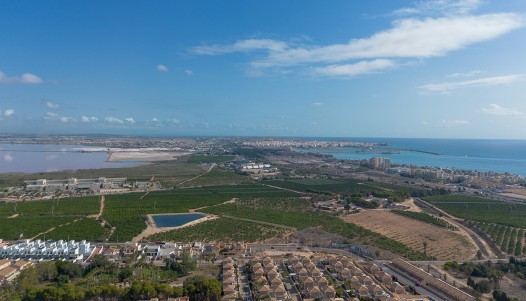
[221,214,297,231]
[30,218,83,240]
[259,183,307,195]
[176,163,216,186]
[415,198,500,259]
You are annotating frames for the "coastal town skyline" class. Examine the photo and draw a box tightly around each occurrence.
[1,1,526,138]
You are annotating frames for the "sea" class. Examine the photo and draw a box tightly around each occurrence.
[0,143,141,173]
[1,138,526,176]
[299,138,526,177]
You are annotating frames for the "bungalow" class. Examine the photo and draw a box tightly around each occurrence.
[253,268,265,277]
[324,285,336,299]
[223,262,234,271]
[223,285,236,297]
[266,269,279,280]
[357,285,369,297]
[375,271,393,284]
[264,263,276,273]
[363,263,381,274]
[308,286,323,299]
[293,262,304,273]
[369,285,385,297]
[310,268,323,281]
[273,284,287,300]
[348,276,361,289]
[317,276,328,289]
[262,256,273,265]
[303,277,315,290]
[254,276,267,286]
[305,261,317,272]
[350,266,363,276]
[298,268,309,279]
[222,269,234,278]
[258,284,271,296]
[387,283,406,294]
[301,256,311,265]
[340,268,352,280]
[289,256,299,265]
[252,262,263,271]
[269,277,283,289]
[334,261,344,271]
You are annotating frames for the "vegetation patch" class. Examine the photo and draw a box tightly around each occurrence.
[35,218,109,242]
[148,217,286,242]
[425,195,526,228]
[392,210,458,230]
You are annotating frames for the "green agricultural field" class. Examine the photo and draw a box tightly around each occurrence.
[472,221,525,257]
[177,169,250,188]
[202,183,299,198]
[264,179,418,200]
[201,198,430,260]
[103,188,230,242]
[0,196,100,217]
[425,195,526,228]
[0,196,101,240]
[186,155,235,164]
[0,216,76,240]
[148,217,286,242]
[35,218,109,242]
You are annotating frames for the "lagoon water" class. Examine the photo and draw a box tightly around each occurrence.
[301,138,526,177]
[151,213,205,228]
[0,143,141,173]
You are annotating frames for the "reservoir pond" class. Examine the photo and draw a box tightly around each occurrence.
[152,213,206,228]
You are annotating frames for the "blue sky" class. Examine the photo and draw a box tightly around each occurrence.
[1,0,526,138]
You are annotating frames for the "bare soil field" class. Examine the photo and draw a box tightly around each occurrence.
[499,274,526,300]
[341,210,477,260]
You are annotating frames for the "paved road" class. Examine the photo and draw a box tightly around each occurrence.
[381,264,446,301]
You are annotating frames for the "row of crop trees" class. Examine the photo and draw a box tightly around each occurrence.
[472,221,525,256]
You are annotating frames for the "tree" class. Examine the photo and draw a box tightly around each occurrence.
[422,240,428,255]
[36,262,58,282]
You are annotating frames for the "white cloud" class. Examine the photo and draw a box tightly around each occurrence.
[3,153,14,162]
[157,64,169,73]
[125,117,136,125]
[419,74,524,93]
[440,119,470,127]
[192,39,288,55]
[45,112,58,120]
[0,71,43,84]
[81,116,98,123]
[191,13,524,77]
[105,116,124,124]
[446,70,484,78]
[59,116,74,123]
[482,104,525,116]
[311,102,324,106]
[46,102,60,109]
[185,69,193,76]
[168,118,181,125]
[392,0,482,16]
[313,59,396,77]
[3,109,15,117]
